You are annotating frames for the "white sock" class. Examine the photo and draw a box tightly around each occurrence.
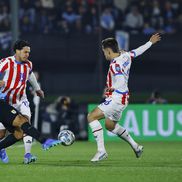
[112,123,138,150]
[23,135,32,154]
[89,120,106,152]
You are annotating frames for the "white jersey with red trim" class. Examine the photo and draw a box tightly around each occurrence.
[105,41,152,103]
[105,51,132,102]
[0,56,32,105]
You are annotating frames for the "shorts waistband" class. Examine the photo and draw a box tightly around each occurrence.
[114,90,129,94]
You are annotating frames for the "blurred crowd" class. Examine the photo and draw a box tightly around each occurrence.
[147,89,168,104]
[0,0,181,35]
[42,96,79,138]
[40,96,87,140]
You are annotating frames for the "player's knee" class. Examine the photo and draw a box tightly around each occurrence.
[14,130,23,140]
[13,115,29,127]
[105,122,115,131]
[87,113,94,123]
[23,115,30,123]
[19,115,28,122]
[105,124,112,131]
[0,130,6,139]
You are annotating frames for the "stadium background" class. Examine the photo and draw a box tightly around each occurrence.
[0,0,182,182]
[0,0,181,141]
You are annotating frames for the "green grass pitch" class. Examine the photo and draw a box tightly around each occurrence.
[0,141,182,182]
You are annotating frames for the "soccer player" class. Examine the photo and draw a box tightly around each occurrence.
[88,33,161,162]
[0,99,61,162]
[0,40,44,164]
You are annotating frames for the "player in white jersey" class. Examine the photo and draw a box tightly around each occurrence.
[0,40,44,164]
[88,33,161,162]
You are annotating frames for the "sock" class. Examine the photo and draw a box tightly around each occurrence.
[21,122,46,144]
[0,138,5,151]
[0,134,19,150]
[89,120,106,152]
[23,135,32,154]
[111,123,138,150]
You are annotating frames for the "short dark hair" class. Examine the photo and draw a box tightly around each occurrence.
[101,37,119,53]
[13,40,30,52]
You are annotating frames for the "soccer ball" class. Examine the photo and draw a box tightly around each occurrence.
[58,130,75,146]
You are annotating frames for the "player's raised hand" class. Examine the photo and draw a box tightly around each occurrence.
[36,89,44,99]
[149,33,161,44]
[0,80,5,87]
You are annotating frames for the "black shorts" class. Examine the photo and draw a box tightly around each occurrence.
[0,100,19,133]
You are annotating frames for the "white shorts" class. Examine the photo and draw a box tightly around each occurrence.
[12,99,31,119]
[0,98,31,130]
[98,97,128,121]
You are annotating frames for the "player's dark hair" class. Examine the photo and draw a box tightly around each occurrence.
[13,40,30,52]
[102,38,119,53]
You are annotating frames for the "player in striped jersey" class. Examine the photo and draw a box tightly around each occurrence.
[0,40,44,164]
[88,33,161,162]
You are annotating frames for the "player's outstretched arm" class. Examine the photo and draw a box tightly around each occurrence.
[29,72,44,98]
[130,33,161,58]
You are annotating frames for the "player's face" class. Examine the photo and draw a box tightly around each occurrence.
[102,48,111,61]
[17,46,30,62]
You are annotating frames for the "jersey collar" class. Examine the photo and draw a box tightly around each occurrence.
[14,55,25,65]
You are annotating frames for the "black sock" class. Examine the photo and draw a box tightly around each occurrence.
[21,122,46,144]
[0,134,19,150]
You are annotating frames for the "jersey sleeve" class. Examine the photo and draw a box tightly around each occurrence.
[28,72,41,91]
[0,58,8,73]
[129,51,136,60]
[129,41,152,60]
[26,60,33,74]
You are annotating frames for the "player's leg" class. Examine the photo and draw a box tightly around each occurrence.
[12,114,61,150]
[0,132,20,151]
[87,106,108,162]
[22,122,36,164]
[23,134,36,164]
[23,135,36,164]
[105,118,143,158]
[0,100,31,153]
[105,118,138,149]
[0,114,61,154]
[0,127,32,153]
[0,123,9,163]
[0,118,23,152]
[22,117,36,164]
[0,100,61,153]
[0,128,6,139]
[17,100,36,164]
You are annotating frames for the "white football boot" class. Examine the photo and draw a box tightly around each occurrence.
[91,151,108,162]
[134,145,144,158]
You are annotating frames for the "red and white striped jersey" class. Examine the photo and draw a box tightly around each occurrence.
[105,51,133,99]
[0,56,32,105]
[105,41,153,102]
